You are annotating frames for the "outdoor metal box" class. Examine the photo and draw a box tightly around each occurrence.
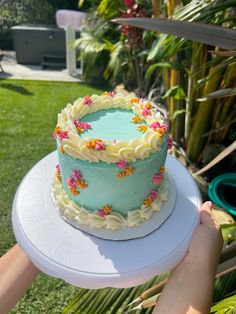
[11,25,66,65]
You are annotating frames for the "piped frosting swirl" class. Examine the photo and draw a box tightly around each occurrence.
[55,93,167,164]
[51,171,169,230]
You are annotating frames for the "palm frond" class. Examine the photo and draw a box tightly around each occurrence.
[97,0,124,19]
[197,88,236,101]
[113,18,236,50]
[211,293,236,313]
[74,33,110,54]
[104,41,125,80]
[63,273,169,314]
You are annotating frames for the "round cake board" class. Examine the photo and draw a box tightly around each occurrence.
[12,152,201,289]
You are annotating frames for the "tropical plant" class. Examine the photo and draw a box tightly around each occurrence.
[114,0,236,167]
[74,0,163,95]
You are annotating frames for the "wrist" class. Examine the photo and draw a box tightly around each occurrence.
[173,257,216,281]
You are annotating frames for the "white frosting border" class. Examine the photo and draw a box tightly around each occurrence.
[51,171,170,232]
[56,94,167,163]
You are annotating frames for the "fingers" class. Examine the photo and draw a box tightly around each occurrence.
[200,201,219,230]
[200,201,223,250]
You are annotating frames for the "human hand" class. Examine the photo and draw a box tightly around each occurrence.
[153,202,223,314]
[180,201,223,273]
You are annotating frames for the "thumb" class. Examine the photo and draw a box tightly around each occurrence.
[200,201,215,227]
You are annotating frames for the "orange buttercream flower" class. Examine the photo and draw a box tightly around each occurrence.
[98,204,113,217]
[159,166,165,174]
[60,145,65,154]
[86,139,106,150]
[86,140,96,149]
[103,205,112,215]
[143,196,153,206]
[132,116,142,124]
[69,187,79,196]
[117,171,126,179]
[76,127,84,134]
[137,124,148,133]
[156,128,165,137]
[53,126,61,138]
[125,166,134,176]
[76,179,88,189]
[131,97,139,104]
[145,103,153,109]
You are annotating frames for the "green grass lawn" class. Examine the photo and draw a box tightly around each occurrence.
[0,79,106,313]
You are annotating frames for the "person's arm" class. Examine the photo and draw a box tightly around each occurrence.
[153,201,223,314]
[0,244,39,314]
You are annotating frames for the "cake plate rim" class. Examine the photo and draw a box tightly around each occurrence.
[12,151,201,289]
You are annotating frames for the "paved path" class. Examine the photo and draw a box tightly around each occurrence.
[0,51,81,82]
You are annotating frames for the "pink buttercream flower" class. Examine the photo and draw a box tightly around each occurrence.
[117,159,127,169]
[149,189,158,200]
[152,173,163,184]
[66,177,77,188]
[142,107,151,117]
[97,209,106,217]
[56,164,60,173]
[58,130,68,140]
[73,120,80,128]
[95,141,106,151]
[72,170,82,180]
[83,96,92,106]
[80,122,92,130]
[160,123,168,131]
[168,137,173,150]
[149,122,160,131]
[108,91,116,97]
[74,120,92,131]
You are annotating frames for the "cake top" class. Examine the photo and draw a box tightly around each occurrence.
[54,92,169,163]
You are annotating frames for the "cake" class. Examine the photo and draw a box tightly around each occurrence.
[51,92,173,237]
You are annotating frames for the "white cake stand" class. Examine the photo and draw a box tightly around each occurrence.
[12,152,201,289]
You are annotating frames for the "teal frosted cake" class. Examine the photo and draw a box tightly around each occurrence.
[52,92,172,232]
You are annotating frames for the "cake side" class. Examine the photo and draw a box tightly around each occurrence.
[57,139,167,216]
[51,169,169,230]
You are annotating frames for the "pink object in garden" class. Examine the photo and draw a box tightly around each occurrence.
[123,0,135,8]
[56,10,87,30]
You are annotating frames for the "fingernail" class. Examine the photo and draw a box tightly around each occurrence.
[206,201,212,208]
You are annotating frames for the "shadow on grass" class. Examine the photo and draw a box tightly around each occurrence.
[0,82,34,95]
